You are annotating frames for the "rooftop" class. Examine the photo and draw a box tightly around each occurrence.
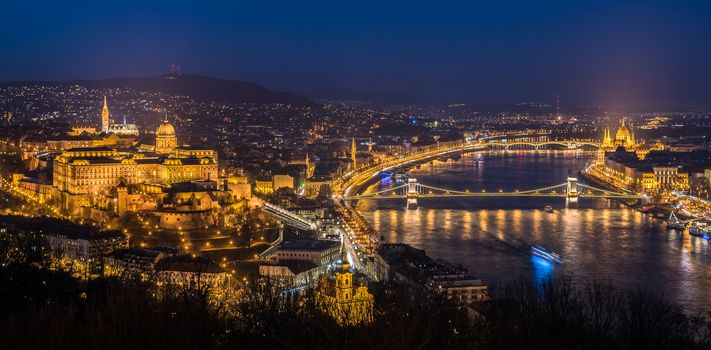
[155,255,224,274]
[278,239,339,252]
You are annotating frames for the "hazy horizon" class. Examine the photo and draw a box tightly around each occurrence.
[3,1,711,107]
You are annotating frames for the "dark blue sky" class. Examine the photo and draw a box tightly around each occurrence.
[2,1,711,105]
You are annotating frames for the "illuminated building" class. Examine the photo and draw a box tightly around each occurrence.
[155,115,178,153]
[68,125,98,136]
[106,115,140,136]
[593,148,691,193]
[275,240,340,265]
[50,108,218,216]
[305,153,313,178]
[375,243,488,305]
[254,179,274,194]
[272,174,295,191]
[596,119,668,189]
[101,96,110,133]
[101,97,140,135]
[317,242,374,325]
[614,118,635,148]
[259,240,341,287]
[653,166,689,191]
[351,137,357,170]
[304,176,332,198]
[602,119,636,151]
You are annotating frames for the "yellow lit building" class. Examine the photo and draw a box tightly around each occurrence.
[317,243,374,325]
[602,119,636,151]
[254,179,274,194]
[155,116,178,153]
[52,116,218,216]
[601,118,662,160]
[99,97,139,136]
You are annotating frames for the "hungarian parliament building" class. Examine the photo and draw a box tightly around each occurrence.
[14,98,245,229]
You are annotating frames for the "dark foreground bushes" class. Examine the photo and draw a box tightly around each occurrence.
[0,262,709,350]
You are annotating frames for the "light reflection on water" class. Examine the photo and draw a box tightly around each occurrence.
[358,151,711,313]
[532,256,555,286]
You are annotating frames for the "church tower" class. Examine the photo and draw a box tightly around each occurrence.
[101,96,110,133]
[116,181,128,217]
[602,127,614,150]
[316,238,374,325]
[335,240,352,301]
[351,138,357,170]
[305,153,313,179]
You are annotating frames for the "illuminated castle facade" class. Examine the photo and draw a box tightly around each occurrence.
[51,101,217,216]
[317,243,374,325]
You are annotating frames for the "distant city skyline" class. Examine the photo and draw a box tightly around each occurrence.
[3,1,711,106]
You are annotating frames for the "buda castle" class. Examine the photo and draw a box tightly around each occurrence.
[45,98,219,218]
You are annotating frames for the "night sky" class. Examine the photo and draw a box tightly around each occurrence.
[3,1,711,106]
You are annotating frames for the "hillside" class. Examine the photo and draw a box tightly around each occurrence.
[4,74,313,106]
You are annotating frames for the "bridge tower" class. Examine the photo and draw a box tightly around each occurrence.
[406,178,418,209]
[566,177,579,203]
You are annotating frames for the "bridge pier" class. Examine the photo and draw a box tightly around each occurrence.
[407,178,418,209]
[566,177,579,203]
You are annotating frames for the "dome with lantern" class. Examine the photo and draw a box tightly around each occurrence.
[613,119,635,149]
[156,119,176,137]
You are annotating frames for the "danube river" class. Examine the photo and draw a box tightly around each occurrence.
[357,151,711,313]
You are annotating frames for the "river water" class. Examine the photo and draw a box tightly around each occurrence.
[357,151,711,314]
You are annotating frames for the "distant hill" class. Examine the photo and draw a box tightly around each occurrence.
[3,74,313,106]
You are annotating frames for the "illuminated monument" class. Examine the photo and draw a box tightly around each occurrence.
[101,96,110,133]
[101,97,139,136]
[51,103,217,216]
[602,119,636,150]
[155,115,178,153]
[351,137,357,170]
[601,118,662,160]
[317,242,374,325]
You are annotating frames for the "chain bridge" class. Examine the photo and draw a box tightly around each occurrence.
[342,177,640,209]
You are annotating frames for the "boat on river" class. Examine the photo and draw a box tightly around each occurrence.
[666,212,686,230]
[544,206,554,213]
[394,173,406,185]
[531,245,562,264]
[689,222,711,240]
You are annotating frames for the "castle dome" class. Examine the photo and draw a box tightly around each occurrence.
[156,120,175,137]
